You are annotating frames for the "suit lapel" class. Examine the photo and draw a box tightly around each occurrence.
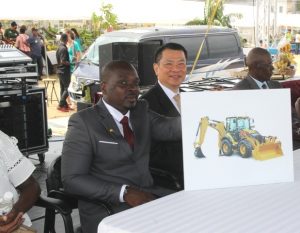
[95,100,136,155]
[94,101,122,140]
[155,84,180,116]
[246,76,260,89]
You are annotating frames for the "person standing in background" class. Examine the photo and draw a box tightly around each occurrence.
[27,28,44,80]
[285,28,293,43]
[65,29,82,110]
[295,31,300,55]
[15,25,30,56]
[65,29,81,73]
[71,28,83,51]
[4,21,19,45]
[56,33,71,112]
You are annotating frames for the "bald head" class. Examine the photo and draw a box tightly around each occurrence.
[246,47,271,67]
[246,47,274,82]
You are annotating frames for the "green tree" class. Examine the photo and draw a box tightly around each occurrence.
[91,2,118,37]
[186,0,242,28]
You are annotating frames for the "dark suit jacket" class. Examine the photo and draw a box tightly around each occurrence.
[141,83,184,188]
[61,99,181,233]
[232,76,282,90]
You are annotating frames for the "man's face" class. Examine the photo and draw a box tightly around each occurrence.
[153,49,187,91]
[250,55,274,82]
[101,68,140,114]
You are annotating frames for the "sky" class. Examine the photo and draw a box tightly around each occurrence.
[1,0,294,27]
[0,0,205,23]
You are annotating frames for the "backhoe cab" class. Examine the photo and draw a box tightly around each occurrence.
[194,116,283,160]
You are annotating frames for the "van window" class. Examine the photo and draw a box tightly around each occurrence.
[207,34,239,59]
[168,37,208,60]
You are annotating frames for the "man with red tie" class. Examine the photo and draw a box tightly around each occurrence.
[61,60,181,233]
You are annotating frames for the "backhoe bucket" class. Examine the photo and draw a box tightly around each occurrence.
[194,147,206,158]
[252,142,283,160]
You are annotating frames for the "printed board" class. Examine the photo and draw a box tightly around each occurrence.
[181,89,294,190]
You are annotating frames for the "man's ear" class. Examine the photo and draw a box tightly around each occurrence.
[100,82,106,94]
[153,63,159,76]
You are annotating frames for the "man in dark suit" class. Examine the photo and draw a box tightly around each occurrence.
[61,60,181,233]
[141,43,187,189]
[232,47,282,90]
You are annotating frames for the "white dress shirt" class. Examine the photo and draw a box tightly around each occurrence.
[158,81,181,113]
[102,99,131,202]
[250,76,269,89]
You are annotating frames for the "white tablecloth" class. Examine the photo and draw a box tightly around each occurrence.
[98,150,300,233]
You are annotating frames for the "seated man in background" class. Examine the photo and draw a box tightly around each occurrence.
[61,60,181,233]
[0,130,40,233]
[232,47,282,90]
[141,43,187,189]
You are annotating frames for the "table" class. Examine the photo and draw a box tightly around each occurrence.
[98,150,300,233]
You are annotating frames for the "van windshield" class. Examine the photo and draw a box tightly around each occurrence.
[85,35,137,65]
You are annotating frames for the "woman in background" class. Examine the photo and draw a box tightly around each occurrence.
[15,25,31,56]
[71,28,83,51]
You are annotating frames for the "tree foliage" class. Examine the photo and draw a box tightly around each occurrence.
[91,2,118,37]
[185,0,242,28]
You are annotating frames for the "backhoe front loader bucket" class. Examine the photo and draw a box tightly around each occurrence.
[194,146,206,158]
[252,142,283,160]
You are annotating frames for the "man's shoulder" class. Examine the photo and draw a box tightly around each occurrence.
[141,84,165,102]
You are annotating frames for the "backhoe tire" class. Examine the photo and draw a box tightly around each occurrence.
[238,140,252,158]
[221,139,233,156]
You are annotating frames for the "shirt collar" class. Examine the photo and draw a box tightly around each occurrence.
[158,80,179,99]
[249,76,268,89]
[102,99,130,122]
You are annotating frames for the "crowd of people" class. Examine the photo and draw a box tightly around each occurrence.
[1,22,299,232]
[0,21,83,86]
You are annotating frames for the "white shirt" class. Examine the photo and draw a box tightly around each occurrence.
[102,100,131,202]
[158,81,180,113]
[0,130,35,226]
[250,76,269,89]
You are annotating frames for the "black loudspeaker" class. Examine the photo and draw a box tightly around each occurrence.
[0,87,48,155]
[99,42,161,87]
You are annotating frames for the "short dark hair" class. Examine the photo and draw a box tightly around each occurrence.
[11,21,17,27]
[20,25,27,34]
[60,33,68,43]
[31,27,38,32]
[101,60,137,82]
[154,43,188,63]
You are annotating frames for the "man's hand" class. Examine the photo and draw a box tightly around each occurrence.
[0,212,24,233]
[124,187,155,207]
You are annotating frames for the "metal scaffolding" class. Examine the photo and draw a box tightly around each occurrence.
[255,0,278,47]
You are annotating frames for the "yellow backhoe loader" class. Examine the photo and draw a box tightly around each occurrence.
[194,116,283,160]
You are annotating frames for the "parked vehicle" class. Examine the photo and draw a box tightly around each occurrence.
[69,26,245,103]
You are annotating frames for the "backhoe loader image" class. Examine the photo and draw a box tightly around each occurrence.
[194,116,283,160]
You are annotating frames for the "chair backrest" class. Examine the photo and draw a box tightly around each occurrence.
[46,155,63,193]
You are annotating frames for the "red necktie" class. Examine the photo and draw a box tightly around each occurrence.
[120,116,134,150]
